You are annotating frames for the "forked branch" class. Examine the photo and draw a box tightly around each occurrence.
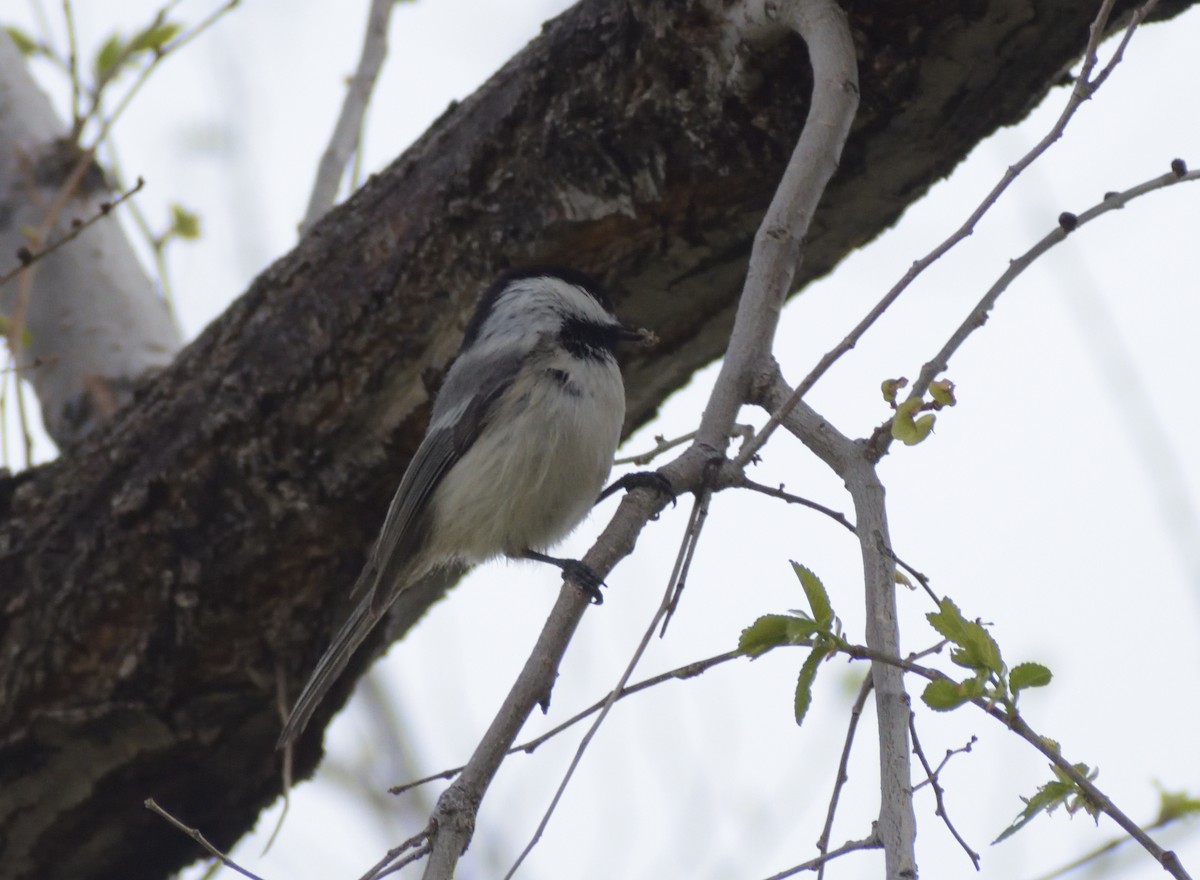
[408,2,860,877]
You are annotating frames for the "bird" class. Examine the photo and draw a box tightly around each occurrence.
[278,267,644,748]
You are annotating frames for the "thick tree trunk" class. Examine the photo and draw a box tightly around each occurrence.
[0,1,1191,879]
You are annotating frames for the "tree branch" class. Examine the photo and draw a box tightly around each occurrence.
[841,644,1194,880]
[816,673,873,880]
[757,365,917,879]
[301,0,395,234]
[416,0,859,874]
[736,0,1160,468]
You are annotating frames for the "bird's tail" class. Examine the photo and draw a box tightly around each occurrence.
[277,595,384,749]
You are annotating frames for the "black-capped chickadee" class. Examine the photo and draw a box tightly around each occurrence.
[278,267,643,747]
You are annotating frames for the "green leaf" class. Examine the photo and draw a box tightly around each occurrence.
[910,413,936,443]
[794,646,828,726]
[927,597,972,642]
[929,378,957,408]
[927,598,1003,675]
[994,779,1076,843]
[891,397,936,446]
[169,203,200,240]
[1010,662,1052,692]
[1156,787,1200,823]
[791,562,834,630]
[94,34,127,82]
[129,21,181,54]
[784,616,822,642]
[739,615,792,657]
[881,377,907,404]
[921,678,971,711]
[4,26,40,56]
[961,626,1003,675]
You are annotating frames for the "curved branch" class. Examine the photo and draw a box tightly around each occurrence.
[417,1,859,875]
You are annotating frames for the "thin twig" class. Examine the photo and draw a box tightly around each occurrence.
[815,673,873,880]
[3,172,144,466]
[762,834,881,880]
[0,177,145,287]
[85,1,241,146]
[358,830,431,880]
[737,475,937,602]
[301,0,395,233]
[372,844,433,880]
[7,152,107,364]
[615,430,697,466]
[1026,812,1190,880]
[819,647,966,878]
[62,0,81,132]
[912,734,977,792]
[615,424,755,466]
[505,487,712,878]
[390,650,743,796]
[263,659,292,856]
[659,479,712,636]
[908,714,980,869]
[837,644,1194,880]
[866,163,1200,458]
[736,0,1159,469]
[737,476,854,529]
[144,798,266,880]
[909,164,1198,405]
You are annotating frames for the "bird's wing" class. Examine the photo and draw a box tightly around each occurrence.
[277,595,379,748]
[278,349,526,748]
[365,345,524,611]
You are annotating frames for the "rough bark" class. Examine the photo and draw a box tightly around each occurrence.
[0,1,1191,879]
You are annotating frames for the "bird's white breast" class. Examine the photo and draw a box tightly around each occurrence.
[426,350,625,563]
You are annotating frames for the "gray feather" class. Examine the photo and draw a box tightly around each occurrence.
[366,348,525,611]
[276,596,382,748]
[279,347,526,747]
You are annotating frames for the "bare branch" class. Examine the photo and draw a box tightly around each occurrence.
[658,480,712,636]
[762,834,882,880]
[358,830,431,880]
[903,164,1200,409]
[909,715,980,870]
[0,177,144,288]
[614,424,754,466]
[696,0,859,455]
[504,489,712,877]
[389,650,744,797]
[301,0,395,233]
[839,644,1195,880]
[816,673,873,880]
[758,366,918,879]
[737,0,1159,468]
[415,2,860,875]
[736,474,936,601]
[144,799,266,880]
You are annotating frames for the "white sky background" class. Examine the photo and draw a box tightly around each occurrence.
[7,1,1200,879]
